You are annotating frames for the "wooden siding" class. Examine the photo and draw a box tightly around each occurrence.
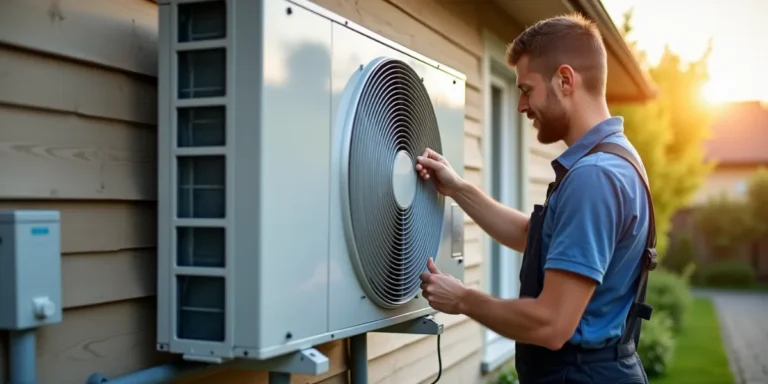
[0,0,170,382]
[0,0,562,384]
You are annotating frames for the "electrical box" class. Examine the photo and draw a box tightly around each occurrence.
[0,210,63,330]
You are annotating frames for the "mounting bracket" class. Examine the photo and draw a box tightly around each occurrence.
[348,315,444,384]
[374,314,444,336]
[179,315,442,384]
[229,347,329,384]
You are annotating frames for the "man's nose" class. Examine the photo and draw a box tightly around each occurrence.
[517,100,528,114]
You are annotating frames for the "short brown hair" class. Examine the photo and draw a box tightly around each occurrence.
[507,13,607,96]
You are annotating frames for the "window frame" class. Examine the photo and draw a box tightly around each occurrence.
[480,30,530,374]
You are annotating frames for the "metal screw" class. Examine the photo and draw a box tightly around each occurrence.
[286,7,292,15]
[286,332,293,339]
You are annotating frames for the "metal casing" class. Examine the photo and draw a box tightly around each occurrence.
[0,210,62,330]
[156,0,466,362]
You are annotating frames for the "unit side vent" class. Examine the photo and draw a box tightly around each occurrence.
[172,0,228,343]
[342,58,445,309]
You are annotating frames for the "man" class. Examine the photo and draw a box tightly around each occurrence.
[416,13,657,384]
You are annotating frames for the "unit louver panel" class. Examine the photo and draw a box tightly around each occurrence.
[342,57,445,309]
[172,0,229,344]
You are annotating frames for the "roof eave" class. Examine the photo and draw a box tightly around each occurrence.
[568,0,658,102]
[488,0,658,103]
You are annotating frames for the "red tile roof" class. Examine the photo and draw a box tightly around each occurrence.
[704,101,768,164]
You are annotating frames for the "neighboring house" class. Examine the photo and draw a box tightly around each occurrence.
[673,101,768,280]
[692,101,768,204]
[0,0,654,383]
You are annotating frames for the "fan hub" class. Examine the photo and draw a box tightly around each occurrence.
[392,150,417,209]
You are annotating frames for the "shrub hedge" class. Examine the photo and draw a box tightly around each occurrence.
[697,260,757,289]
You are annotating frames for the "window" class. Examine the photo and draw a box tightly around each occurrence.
[481,73,525,373]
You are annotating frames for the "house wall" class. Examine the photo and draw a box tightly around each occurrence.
[0,0,562,383]
[691,163,761,205]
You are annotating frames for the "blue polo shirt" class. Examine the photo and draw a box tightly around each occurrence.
[541,116,650,349]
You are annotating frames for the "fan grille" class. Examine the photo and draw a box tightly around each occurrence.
[344,57,445,309]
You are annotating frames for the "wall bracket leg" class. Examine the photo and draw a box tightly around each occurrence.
[349,315,444,383]
[233,347,329,377]
[349,334,367,384]
[374,315,444,336]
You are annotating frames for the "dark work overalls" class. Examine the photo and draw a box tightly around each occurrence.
[515,142,658,384]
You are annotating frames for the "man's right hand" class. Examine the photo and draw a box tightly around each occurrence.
[416,148,464,197]
[417,147,529,253]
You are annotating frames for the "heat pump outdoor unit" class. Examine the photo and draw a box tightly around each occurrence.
[155,0,466,376]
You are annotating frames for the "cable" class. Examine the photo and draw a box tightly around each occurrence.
[430,334,442,384]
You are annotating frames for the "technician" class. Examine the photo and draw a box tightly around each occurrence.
[416,13,657,384]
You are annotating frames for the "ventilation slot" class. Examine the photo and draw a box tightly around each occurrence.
[343,58,445,309]
[178,106,226,147]
[177,227,225,268]
[177,156,225,219]
[177,276,225,341]
[178,49,226,99]
[178,1,226,42]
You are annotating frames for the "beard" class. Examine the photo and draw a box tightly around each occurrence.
[532,85,570,145]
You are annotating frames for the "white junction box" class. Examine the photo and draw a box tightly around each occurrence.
[0,210,62,330]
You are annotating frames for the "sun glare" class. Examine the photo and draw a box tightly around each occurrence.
[603,0,768,105]
[701,80,726,105]
[701,76,768,105]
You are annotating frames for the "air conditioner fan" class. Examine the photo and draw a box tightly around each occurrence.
[340,57,445,309]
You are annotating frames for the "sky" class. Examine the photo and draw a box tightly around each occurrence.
[600,0,768,103]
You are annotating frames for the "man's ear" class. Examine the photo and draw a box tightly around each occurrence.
[556,64,576,96]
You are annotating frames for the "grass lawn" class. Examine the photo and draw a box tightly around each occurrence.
[651,297,735,384]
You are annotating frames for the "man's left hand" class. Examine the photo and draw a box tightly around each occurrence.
[419,258,467,315]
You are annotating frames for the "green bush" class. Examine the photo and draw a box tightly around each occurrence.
[697,260,757,289]
[693,193,758,257]
[488,364,519,384]
[488,363,520,384]
[637,311,676,378]
[646,268,692,334]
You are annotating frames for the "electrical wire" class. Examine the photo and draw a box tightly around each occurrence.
[430,334,442,383]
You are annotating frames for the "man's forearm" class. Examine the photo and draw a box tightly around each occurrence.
[453,181,529,253]
[458,288,560,349]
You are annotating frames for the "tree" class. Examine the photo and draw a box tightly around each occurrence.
[609,8,716,257]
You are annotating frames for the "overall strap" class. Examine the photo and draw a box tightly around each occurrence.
[586,142,658,347]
